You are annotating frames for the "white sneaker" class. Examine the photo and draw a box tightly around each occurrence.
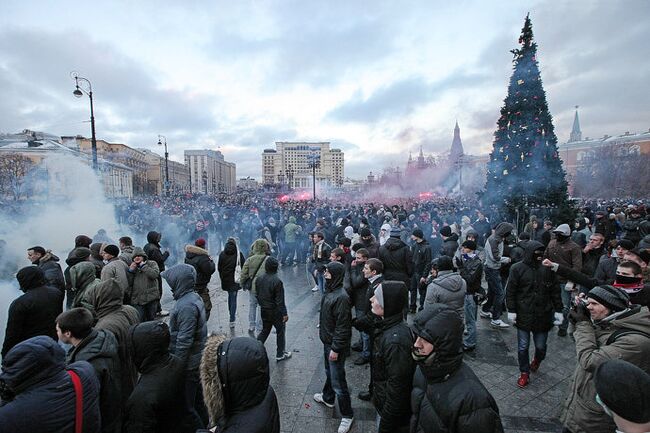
[338,417,354,433]
[156,309,170,317]
[490,319,510,329]
[313,393,334,408]
[479,310,492,319]
[311,285,319,292]
[276,351,292,362]
[229,321,235,328]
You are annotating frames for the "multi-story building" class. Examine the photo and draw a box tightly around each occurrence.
[237,176,260,191]
[262,141,344,188]
[184,149,236,194]
[139,149,190,195]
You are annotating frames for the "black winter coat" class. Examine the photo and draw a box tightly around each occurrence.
[456,255,483,295]
[2,267,63,358]
[319,263,352,355]
[255,269,287,317]
[411,240,432,279]
[581,247,606,278]
[184,245,216,287]
[505,241,563,332]
[38,253,66,292]
[144,231,169,272]
[217,241,245,291]
[346,262,369,312]
[379,238,413,287]
[440,234,459,258]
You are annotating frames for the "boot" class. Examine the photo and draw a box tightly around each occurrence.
[517,372,530,388]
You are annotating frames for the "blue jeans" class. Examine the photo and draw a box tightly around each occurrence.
[227,290,238,322]
[354,307,371,360]
[463,294,477,348]
[484,266,505,320]
[281,242,297,264]
[135,301,158,322]
[316,270,326,295]
[517,329,548,373]
[559,284,574,332]
[322,344,353,418]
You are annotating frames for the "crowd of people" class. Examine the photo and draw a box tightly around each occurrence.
[1,193,650,433]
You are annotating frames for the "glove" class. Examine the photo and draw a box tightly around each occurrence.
[569,303,590,324]
[507,312,517,323]
[553,312,564,325]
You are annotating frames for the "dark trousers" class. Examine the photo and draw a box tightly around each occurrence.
[227,290,238,322]
[135,300,158,322]
[185,369,208,427]
[195,285,212,320]
[410,273,426,310]
[483,266,505,320]
[281,242,297,264]
[257,310,286,357]
[322,344,353,418]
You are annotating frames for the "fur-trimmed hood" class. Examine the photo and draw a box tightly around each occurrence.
[185,244,209,257]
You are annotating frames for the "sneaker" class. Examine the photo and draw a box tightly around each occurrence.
[353,356,370,365]
[338,417,354,433]
[517,372,530,388]
[229,321,236,328]
[557,329,568,337]
[276,351,292,362]
[311,285,319,292]
[156,309,170,317]
[313,393,334,408]
[479,309,492,319]
[490,319,510,329]
[530,357,541,373]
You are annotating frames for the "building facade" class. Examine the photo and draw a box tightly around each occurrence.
[262,141,344,188]
[184,149,236,194]
[139,149,190,195]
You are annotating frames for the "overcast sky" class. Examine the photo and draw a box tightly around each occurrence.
[1,0,648,179]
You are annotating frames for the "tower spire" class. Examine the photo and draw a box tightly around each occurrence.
[569,105,582,142]
[450,121,464,162]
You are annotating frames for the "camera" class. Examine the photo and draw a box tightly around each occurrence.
[573,297,589,309]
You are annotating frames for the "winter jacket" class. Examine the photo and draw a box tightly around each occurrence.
[70,261,104,311]
[217,240,245,291]
[144,231,169,272]
[319,262,352,355]
[505,241,563,332]
[622,215,643,245]
[473,218,492,247]
[0,336,100,433]
[311,240,332,272]
[561,306,650,433]
[1,266,63,358]
[456,254,483,295]
[509,240,528,265]
[123,322,200,433]
[379,237,413,288]
[411,239,432,280]
[484,223,513,270]
[66,329,122,433]
[199,336,280,433]
[101,257,130,296]
[581,246,606,278]
[360,235,380,258]
[127,247,160,306]
[184,245,216,287]
[410,305,503,433]
[254,259,287,317]
[36,251,65,292]
[593,256,618,285]
[283,217,302,243]
[118,245,135,267]
[64,247,96,291]
[543,237,582,283]
[424,270,467,321]
[240,239,271,295]
[163,264,207,372]
[346,261,369,312]
[440,233,459,258]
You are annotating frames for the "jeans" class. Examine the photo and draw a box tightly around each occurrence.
[316,270,326,295]
[517,328,548,373]
[354,307,371,360]
[257,310,286,357]
[484,266,505,320]
[227,290,238,322]
[248,291,262,332]
[463,294,477,348]
[281,242,297,264]
[322,344,353,418]
[135,300,158,322]
[185,369,208,427]
[559,284,574,332]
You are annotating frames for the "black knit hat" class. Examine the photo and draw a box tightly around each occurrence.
[103,244,120,258]
[432,256,454,272]
[360,227,372,237]
[461,240,477,251]
[412,228,424,239]
[440,226,452,237]
[616,239,635,251]
[595,359,650,423]
[588,285,630,312]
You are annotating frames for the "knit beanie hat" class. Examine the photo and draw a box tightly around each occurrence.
[68,247,91,260]
[390,227,401,238]
[439,226,452,237]
[412,228,424,239]
[360,227,372,237]
[103,244,120,257]
[616,239,635,251]
[461,240,477,251]
[588,285,630,312]
[433,256,454,272]
[195,238,206,248]
[595,359,650,423]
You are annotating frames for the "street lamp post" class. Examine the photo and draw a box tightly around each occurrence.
[71,72,98,170]
[307,150,320,201]
[157,135,170,196]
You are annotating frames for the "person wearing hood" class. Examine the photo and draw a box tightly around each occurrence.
[127,246,161,322]
[544,223,583,337]
[359,227,380,258]
[313,261,354,433]
[281,216,302,265]
[162,263,208,426]
[508,232,530,265]
[57,308,122,433]
[459,215,474,244]
[378,223,392,246]
[101,244,131,298]
[352,281,414,433]
[410,305,503,433]
[70,261,108,313]
[480,222,514,329]
[2,266,63,358]
[144,231,170,316]
[560,286,650,433]
[64,235,93,308]
[90,242,106,274]
[27,245,65,292]
[0,335,101,433]
[571,218,590,248]
[185,238,216,319]
[255,257,291,362]
[424,256,466,321]
[410,228,432,313]
[199,335,280,433]
[218,238,246,327]
[379,228,413,310]
[439,226,459,258]
[118,236,136,266]
[505,241,563,388]
[241,238,271,332]
[123,321,201,433]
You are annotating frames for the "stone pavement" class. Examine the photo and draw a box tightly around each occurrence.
[162,264,577,433]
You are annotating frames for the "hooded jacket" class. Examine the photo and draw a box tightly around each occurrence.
[505,241,563,332]
[100,256,130,296]
[410,305,503,433]
[283,216,302,243]
[411,239,432,279]
[484,223,514,270]
[163,264,207,371]
[218,240,246,291]
[127,247,161,306]
[240,239,271,295]
[185,245,216,287]
[144,231,170,272]
[319,261,352,355]
[543,235,582,283]
[0,336,101,433]
[66,329,122,433]
[379,237,414,287]
[70,261,103,311]
[425,270,467,321]
[123,322,200,433]
[254,258,287,316]
[1,266,63,358]
[561,306,650,433]
[199,336,280,433]
[440,233,460,259]
[118,245,135,266]
[36,251,65,292]
[64,247,95,292]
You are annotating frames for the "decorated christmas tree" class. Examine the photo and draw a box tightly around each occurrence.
[483,14,573,222]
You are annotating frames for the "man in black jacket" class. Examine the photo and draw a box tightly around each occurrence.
[347,248,370,358]
[184,238,216,319]
[455,240,483,352]
[353,280,414,433]
[255,257,291,362]
[313,261,354,433]
[123,321,200,433]
[410,228,431,313]
[410,305,504,433]
[144,231,170,316]
[2,266,63,358]
[378,228,412,314]
[27,245,65,292]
